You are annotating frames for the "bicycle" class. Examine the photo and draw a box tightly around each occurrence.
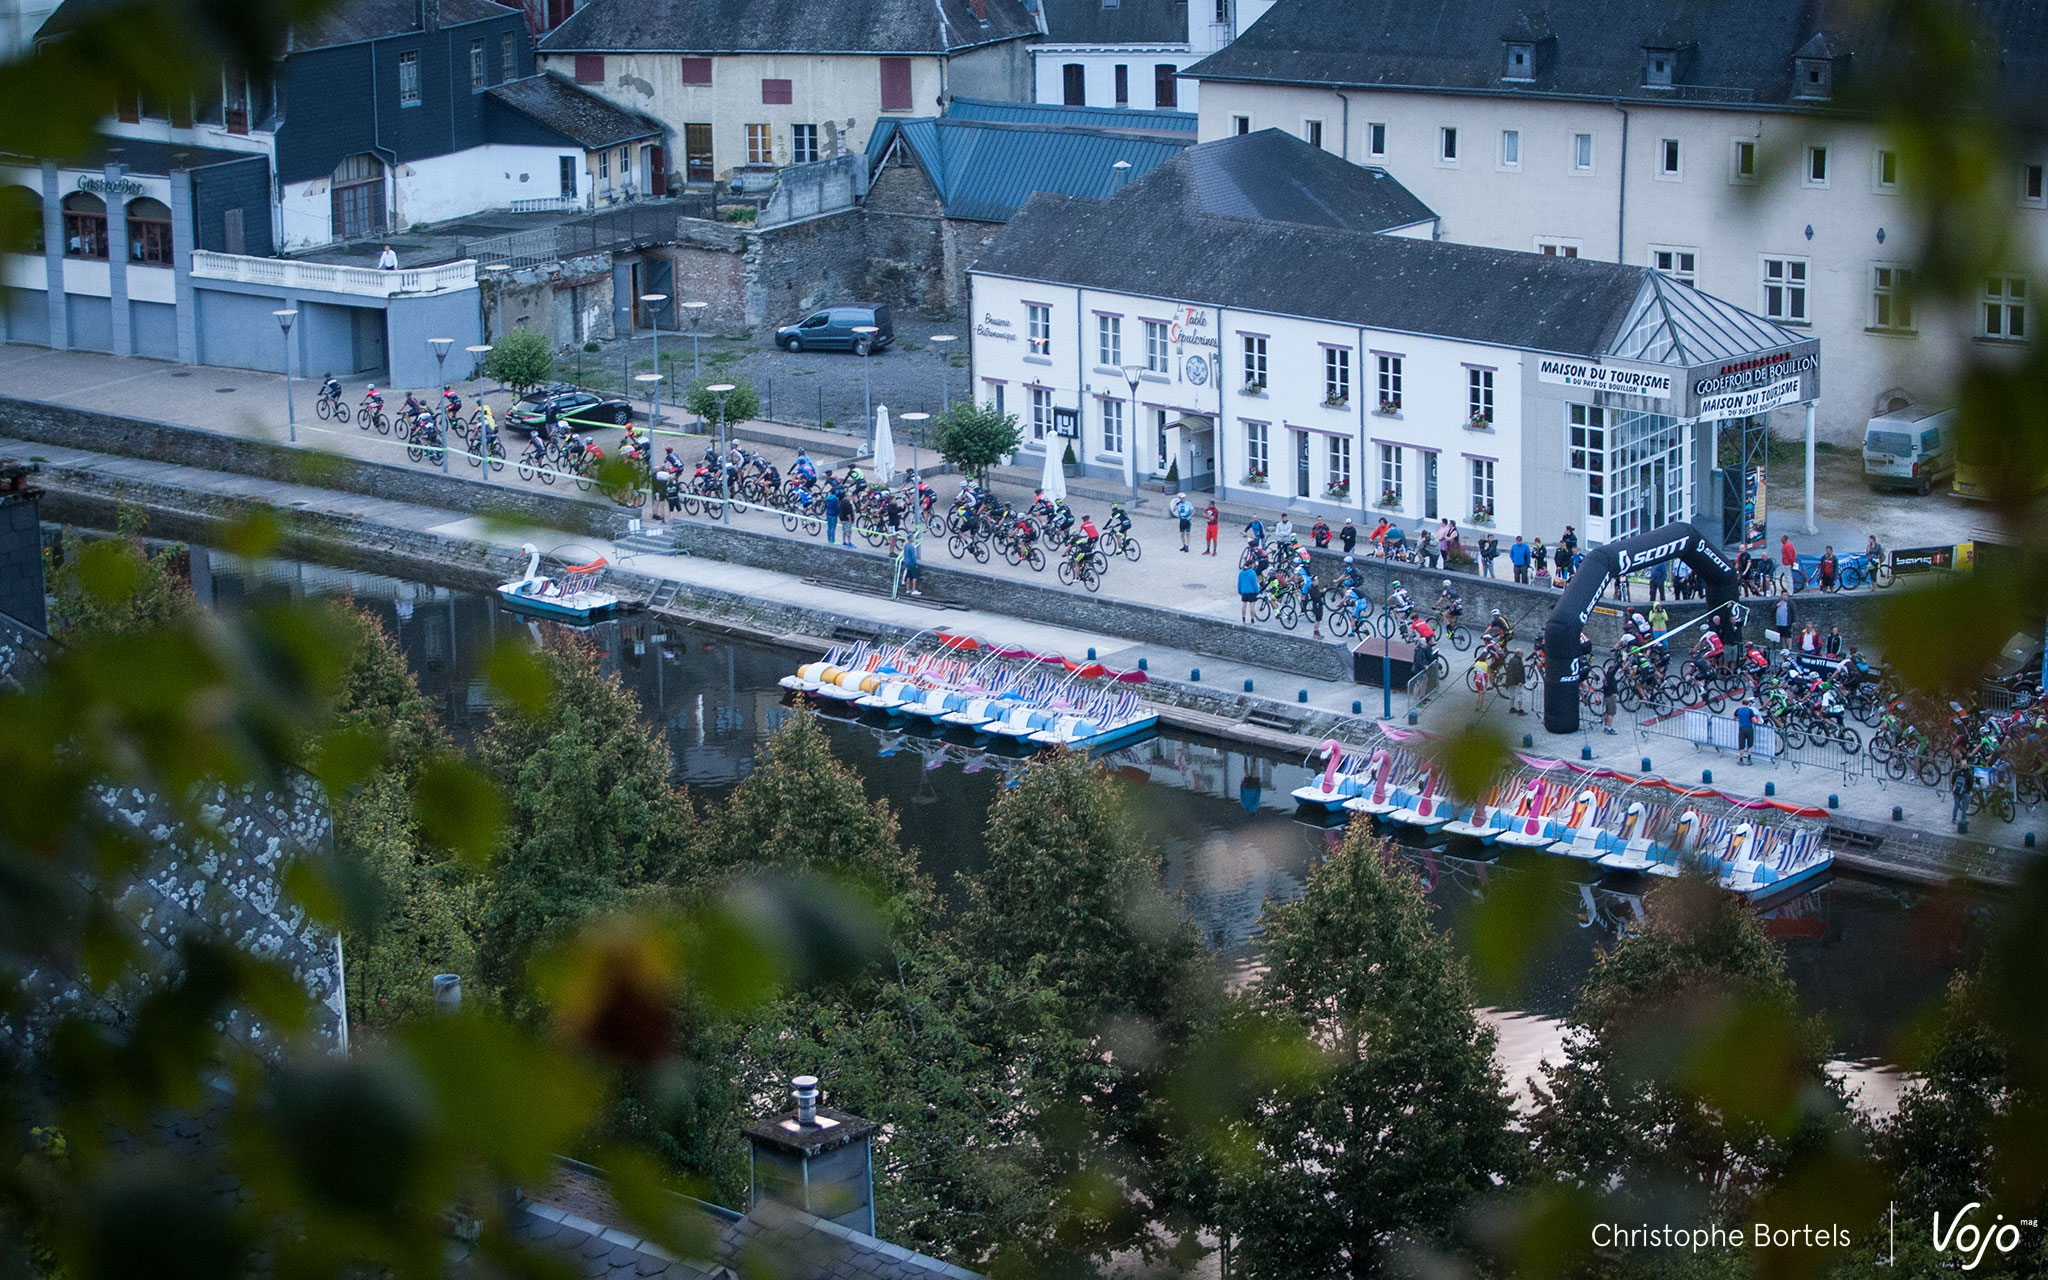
[1835,556,1896,590]
[357,395,389,435]
[515,436,556,485]
[1056,545,1102,592]
[315,379,349,423]
[463,413,506,472]
[404,413,446,466]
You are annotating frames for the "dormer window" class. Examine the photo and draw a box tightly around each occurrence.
[1644,51,1673,86]
[1504,41,1534,81]
[1794,58,1832,99]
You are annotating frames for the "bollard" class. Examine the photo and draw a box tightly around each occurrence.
[1244,678,1255,692]
[1087,647,1097,660]
[1702,769,1713,784]
[1191,668,1200,682]
[2029,833,2037,848]
[1641,757,1652,773]
[1297,690,1309,703]
[1138,657,1148,671]
[1581,745,1593,760]
[1892,805,1903,822]
[1523,733,1534,748]
[1353,700,1363,715]
[1407,711,1418,725]
[1764,781,1776,796]
[1828,794,1840,809]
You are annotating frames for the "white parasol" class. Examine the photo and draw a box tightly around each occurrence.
[873,404,897,486]
[1039,429,1067,502]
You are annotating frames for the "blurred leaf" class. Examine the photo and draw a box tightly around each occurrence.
[404,1013,604,1181]
[533,912,686,1066]
[309,725,384,795]
[484,643,555,717]
[1875,566,2022,701]
[1461,855,1581,1002]
[1424,720,1513,804]
[73,538,143,606]
[1466,1184,1602,1280]
[78,1157,248,1280]
[591,1146,720,1262]
[414,758,504,867]
[1745,1145,1887,1280]
[218,508,281,559]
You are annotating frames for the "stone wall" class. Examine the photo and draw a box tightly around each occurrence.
[482,252,616,349]
[0,486,46,634]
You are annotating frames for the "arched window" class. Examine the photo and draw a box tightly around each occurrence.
[330,153,386,242]
[2,186,41,252]
[61,191,107,259]
[126,196,172,264]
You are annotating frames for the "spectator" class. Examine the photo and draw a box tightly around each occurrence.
[1558,524,1578,566]
[1825,625,1844,657]
[1418,529,1436,568]
[1172,493,1194,552]
[1780,533,1799,589]
[1274,513,1293,544]
[1204,502,1220,555]
[1818,544,1839,592]
[1673,558,1693,600]
[1649,600,1669,641]
[1799,622,1821,655]
[1648,559,1668,601]
[1369,516,1391,554]
[1531,537,1549,583]
[1509,535,1530,583]
[1952,761,1975,829]
[899,533,923,596]
[1340,518,1357,553]
[1479,531,1499,578]
[1773,591,1795,639]
[1238,561,1260,622]
[1504,646,1526,715]
[1736,697,1756,764]
[377,245,398,270]
[1247,514,1266,544]
[823,486,842,545]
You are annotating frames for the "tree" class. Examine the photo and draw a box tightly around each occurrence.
[43,507,195,639]
[1218,823,1519,1278]
[931,401,1021,483]
[1528,874,1843,1222]
[480,326,554,394]
[685,376,760,423]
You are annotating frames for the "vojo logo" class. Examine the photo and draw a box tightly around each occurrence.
[1613,535,1691,575]
[1931,1204,2034,1270]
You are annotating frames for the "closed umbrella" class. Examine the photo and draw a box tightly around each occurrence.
[873,404,897,487]
[1039,429,1067,502]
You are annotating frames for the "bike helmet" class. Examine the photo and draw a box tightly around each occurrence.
[1343,555,1355,564]
[1390,580,1402,590]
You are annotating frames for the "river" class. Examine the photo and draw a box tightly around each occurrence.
[190,549,1999,1112]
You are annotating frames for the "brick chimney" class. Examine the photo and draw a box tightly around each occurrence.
[743,1076,876,1236]
[967,0,988,22]
[420,0,439,31]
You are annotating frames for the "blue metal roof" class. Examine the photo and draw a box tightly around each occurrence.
[868,114,1193,223]
[944,97,1198,132]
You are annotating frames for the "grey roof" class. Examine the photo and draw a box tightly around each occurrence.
[1181,128,1434,232]
[946,96,1198,132]
[1037,0,1186,46]
[5,134,263,176]
[487,73,663,149]
[867,113,1194,221]
[1606,272,1810,367]
[1183,0,2048,114]
[540,0,1040,55]
[973,131,1795,362]
[291,0,521,51]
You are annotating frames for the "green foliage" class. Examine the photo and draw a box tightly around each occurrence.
[1218,823,1519,1277]
[932,401,1023,482]
[1062,438,1078,466]
[685,376,760,422]
[44,510,195,639]
[479,326,554,394]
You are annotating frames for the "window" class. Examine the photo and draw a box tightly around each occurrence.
[1982,275,2028,340]
[1241,334,1266,389]
[761,78,792,104]
[60,191,106,259]
[1439,126,1458,162]
[1572,132,1593,171]
[1876,148,1899,190]
[1732,138,1757,183]
[791,123,818,165]
[1567,404,1606,518]
[330,152,385,240]
[1376,354,1402,411]
[559,155,577,197]
[1378,444,1402,503]
[1871,265,1915,332]
[1096,314,1121,367]
[1214,0,1228,21]
[2023,163,2045,206]
[1651,246,1697,284]
[1500,129,1520,167]
[1368,122,1386,157]
[1102,397,1124,454]
[398,50,421,105]
[1466,367,1494,423]
[745,124,772,166]
[1323,346,1350,404]
[989,382,1005,418]
[1505,42,1532,80]
[684,123,713,182]
[1027,304,1051,356]
[1762,257,1809,323]
[125,197,172,265]
[1644,51,1673,85]
[879,56,912,110]
[502,33,516,80]
[1030,386,1052,439]
[1154,64,1177,109]
[598,149,609,180]
[471,40,485,90]
[1246,421,1269,479]
[1114,64,1128,105]
[1305,118,1322,148]
[223,72,249,133]
[1658,137,1680,177]
[1470,457,1495,519]
[680,57,712,85]
[1233,114,1250,136]
[1327,436,1352,492]
[1806,145,1829,185]
[1537,239,1580,258]
[1063,64,1085,106]
[1143,320,1168,373]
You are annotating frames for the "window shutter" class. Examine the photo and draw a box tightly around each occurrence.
[680,57,712,84]
[574,53,603,83]
[762,78,792,104]
[879,57,912,110]
[649,145,666,195]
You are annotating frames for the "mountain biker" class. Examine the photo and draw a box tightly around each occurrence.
[1485,608,1513,646]
[793,449,815,482]
[1311,516,1331,548]
[1387,579,1414,619]
[1436,580,1463,622]
[1079,513,1100,544]
[441,386,462,418]
[1340,555,1363,592]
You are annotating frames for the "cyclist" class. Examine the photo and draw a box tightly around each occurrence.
[1311,516,1331,548]
[1105,504,1132,540]
[792,449,815,482]
[1484,608,1513,647]
[1435,580,1463,627]
[441,386,462,420]
[361,384,383,418]
[402,390,426,423]
[318,375,342,409]
[1387,579,1415,621]
[1078,512,1100,545]
[1340,555,1363,593]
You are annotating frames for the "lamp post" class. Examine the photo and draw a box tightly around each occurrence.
[634,372,662,510]
[853,324,879,449]
[900,410,930,477]
[465,344,495,482]
[429,337,454,473]
[929,333,957,417]
[1380,552,1393,720]
[483,263,509,340]
[707,382,735,522]
[273,309,298,442]
[681,300,707,381]
[1120,362,1145,504]
[640,292,668,425]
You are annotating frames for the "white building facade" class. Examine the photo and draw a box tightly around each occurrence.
[1030,0,1277,113]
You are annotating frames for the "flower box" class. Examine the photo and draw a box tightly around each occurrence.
[1323,481,1352,499]
[1323,396,1350,409]
[1377,398,1402,415]
[1242,469,1270,488]
[1376,489,1401,509]
[1241,381,1268,397]
[1466,414,1494,430]
[1469,511,1495,527]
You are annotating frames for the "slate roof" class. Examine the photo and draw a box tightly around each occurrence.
[946,96,1198,132]
[1037,0,1187,46]
[291,0,521,51]
[487,74,663,149]
[1180,127,1434,232]
[973,130,1802,362]
[1182,0,2048,113]
[539,0,1040,55]
[868,112,1195,222]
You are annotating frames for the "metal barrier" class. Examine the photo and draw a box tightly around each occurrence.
[1629,701,1881,788]
[458,200,717,270]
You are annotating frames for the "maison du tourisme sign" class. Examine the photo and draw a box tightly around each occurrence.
[1536,358,1673,400]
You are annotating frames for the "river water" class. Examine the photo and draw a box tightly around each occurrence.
[191,550,2000,1111]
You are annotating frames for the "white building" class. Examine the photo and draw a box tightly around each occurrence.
[1030,0,1276,113]
[969,130,1818,545]
[1182,0,2048,444]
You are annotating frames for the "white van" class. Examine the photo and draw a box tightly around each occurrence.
[1862,405,1957,494]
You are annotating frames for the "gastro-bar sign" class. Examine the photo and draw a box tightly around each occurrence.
[1536,358,1672,400]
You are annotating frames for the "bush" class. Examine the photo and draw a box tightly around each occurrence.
[931,401,1022,483]
[480,327,554,394]
[685,376,761,423]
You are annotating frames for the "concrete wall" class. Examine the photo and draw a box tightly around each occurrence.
[132,300,178,360]
[3,285,49,346]
[385,286,486,387]
[1031,46,1199,111]
[947,38,1035,104]
[482,252,616,348]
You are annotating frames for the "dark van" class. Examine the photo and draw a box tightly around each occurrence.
[775,304,894,354]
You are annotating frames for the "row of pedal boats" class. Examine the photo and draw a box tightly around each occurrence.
[1293,743,1832,902]
[780,640,1160,751]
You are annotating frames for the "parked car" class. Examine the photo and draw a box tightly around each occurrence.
[1862,403,1956,494]
[505,386,635,433]
[775,304,894,354]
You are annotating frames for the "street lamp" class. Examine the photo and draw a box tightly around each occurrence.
[706,382,735,521]
[640,292,668,425]
[429,337,454,473]
[1120,362,1145,504]
[634,372,662,510]
[273,309,298,443]
[465,342,492,384]
[900,410,930,476]
[681,300,707,381]
[929,333,957,416]
[483,263,509,339]
[853,324,879,448]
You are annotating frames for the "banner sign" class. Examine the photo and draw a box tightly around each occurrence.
[1679,343,1820,421]
[1699,376,1806,421]
[1536,358,1673,400]
[1889,544,1956,574]
[1744,466,1766,548]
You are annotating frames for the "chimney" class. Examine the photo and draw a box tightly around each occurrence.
[968,0,988,21]
[743,1075,876,1236]
[433,973,462,1013]
[420,0,439,31]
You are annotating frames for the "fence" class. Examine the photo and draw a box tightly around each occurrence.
[458,198,718,269]
[1629,701,1882,787]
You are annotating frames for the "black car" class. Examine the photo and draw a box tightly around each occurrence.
[505,386,634,433]
[775,303,893,354]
